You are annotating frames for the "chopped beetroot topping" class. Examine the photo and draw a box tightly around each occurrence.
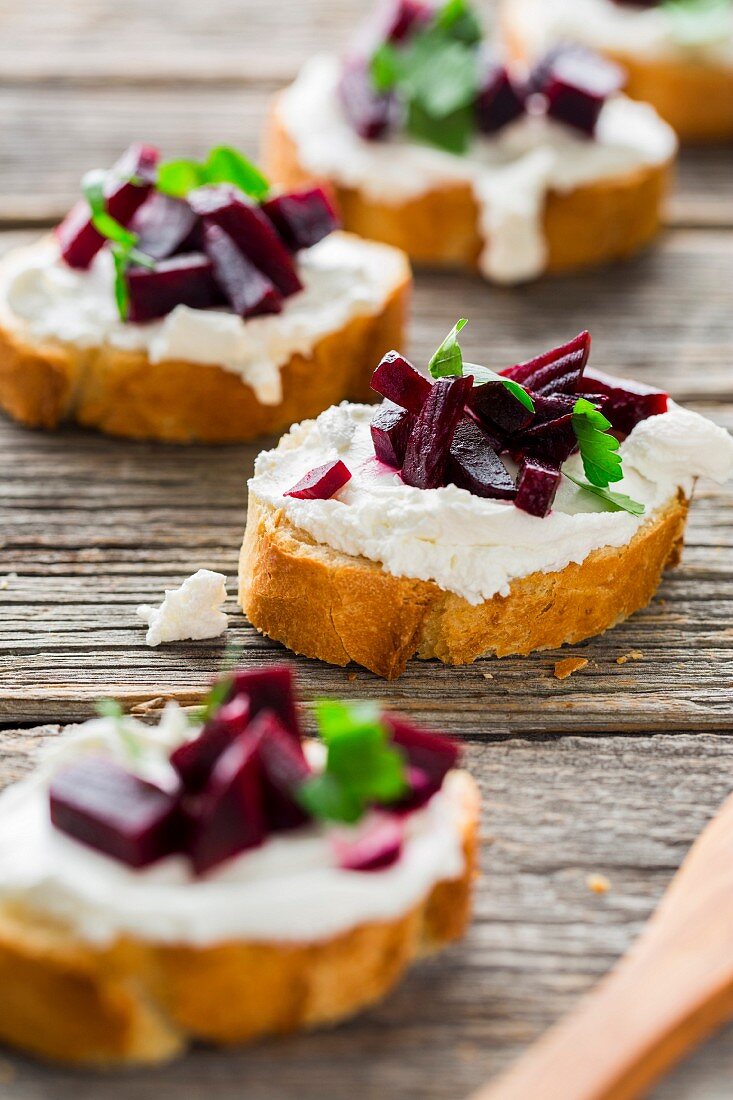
[285,459,352,500]
[49,666,460,876]
[56,145,340,323]
[365,323,664,517]
[338,1,621,150]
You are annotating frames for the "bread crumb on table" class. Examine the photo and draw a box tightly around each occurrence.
[616,650,644,665]
[586,873,611,895]
[553,657,589,680]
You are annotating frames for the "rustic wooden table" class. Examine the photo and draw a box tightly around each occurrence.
[1,2,732,1097]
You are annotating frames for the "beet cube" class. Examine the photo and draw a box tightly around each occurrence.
[476,57,526,135]
[126,253,224,323]
[516,412,578,467]
[449,417,516,499]
[371,350,432,413]
[130,192,201,260]
[50,756,180,868]
[203,223,282,318]
[377,0,432,42]
[189,184,302,297]
[230,665,303,741]
[251,710,311,831]
[187,734,265,875]
[334,815,404,872]
[170,694,251,793]
[285,459,352,500]
[371,403,414,468]
[535,47,624,136]
[338,57,402,141]
[262,186,340,252]
[401,374,472,489]
[56,143,159,269]
[468,380,534,436]
[578,368,668,435]
[384,714,459,798]
[515,458,561,517]
[502,331,591,395]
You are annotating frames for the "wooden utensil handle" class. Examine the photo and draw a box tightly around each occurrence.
[472,793,733,1100]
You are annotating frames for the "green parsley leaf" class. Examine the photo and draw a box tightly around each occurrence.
[428,318,468,378]
[406,98,474,153]
[436,0,482,45]
[157,146,269,201]
[466,363,535,413]
[572,397,624,488]
[563,472,646,517]
[94,698,144,760]
[96,698,124,720]
[663,0,731,46]
[111,243,132,321]
[371,42,401,92]
[298,700,408,824]
[82,169,138,247]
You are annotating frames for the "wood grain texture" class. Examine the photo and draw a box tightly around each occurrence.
[0,728,732,1097]
[1,0,733,1094]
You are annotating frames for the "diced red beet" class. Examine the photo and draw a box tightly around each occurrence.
[203,223,282,318]
[371,403,414,468]
[126,253,224,323]
[50,756,180,868]
[449,417,516,499]
[377,0,432,42]
[189,185,303,297]
[187,734,265,875]
[535,47,624,136]
[468,380,534,435]
[516,412,577,467]
[333,814,404,872]
[383,714,459,797]
[56,143,160,269]
[285,459,352,500]
[262,186,340,252]
[401,374,472,490]
[515,458,561,517]
[578,368,668,435]
[476,57,526,135]
[371,350,432,414]
[502,331,591,395]
[529,392,578,423]
[250,710,311,831]
[338,57,402,140]
[129,192,201,260]
[170,694,251,793]
[230,665,303,741]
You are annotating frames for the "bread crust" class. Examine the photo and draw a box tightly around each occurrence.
[0,236,411,443]
[239,491,689,679]
[263,97,672,275]
[0,771,479,1067]
[500,1,733,143]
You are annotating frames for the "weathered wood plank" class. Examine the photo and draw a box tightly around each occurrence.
[0,727,731,1097]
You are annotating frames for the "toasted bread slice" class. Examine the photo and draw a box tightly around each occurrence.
[501,0,733,143]
[0,770,478,1067]
[239,490,688,680]
[264,96,672,276]
[0,235,410,444]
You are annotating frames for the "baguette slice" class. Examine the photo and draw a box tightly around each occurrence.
[0,770,478,1068]
[239,490,688,680]
[501,0,733,143]
[0,235,410,444]
[264,95,673,276]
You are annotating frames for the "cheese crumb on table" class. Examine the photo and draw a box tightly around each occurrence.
[137,570,228,646]
[553,657,589,680]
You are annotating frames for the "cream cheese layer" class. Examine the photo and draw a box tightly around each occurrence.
[0,232,407,405]
[249,400,733,606]
[278,54,676,284]
[507,0,733,66]
[0,711,467,946]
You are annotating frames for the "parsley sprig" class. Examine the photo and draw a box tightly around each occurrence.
[297,701,408,824]
[663,0,731,46]
[156,146,269,201]
[428,319,535,413]
[569,398,645,516]
[81,169,155,320]
[371,0,482,153]
[563,472,646,517]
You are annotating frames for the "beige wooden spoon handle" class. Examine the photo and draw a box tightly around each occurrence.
[471,790,733,1100]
